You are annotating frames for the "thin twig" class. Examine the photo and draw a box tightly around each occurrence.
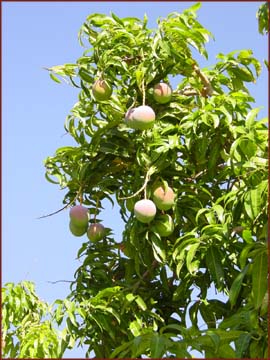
[93,197,100,222]
[132,260,159,292]
[37,202,73,219]
[140,48,146,106]
[127,96,137,112]
[142,78,146,106]
[47,280,73,284]
[37,191,81,219]
[186,163,226,182]
[118,167,154,200]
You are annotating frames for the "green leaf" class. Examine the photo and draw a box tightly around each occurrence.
[246,108,260,130]
[230,66,254,82]
[135,69,144,88]
[151,233,166,263]
[207,330,220,351]
[257,2,269,35]
[87,13,114,27]
[135,295,147,311]
[249,339,263,358]
[244,180,267,220]
[252,251,268,309]
[239,243,255,269]
[92,286,122,301]
[110,12,124,25]
[207,142,220,177]
[212,204,224,223]
[126,293,136,303]
[187,2,202,13]
[239,137,257,159]
[110,340,133,358]
[186,243,200,274]
[260,292,268,316]
[167,341,190,358]
[218,105,232,124]
[242,229,253,244]
[218,343,236,358]
[78,68,93,83]
[189,301,199,327]
[175,252,186,278]
[160,323,189,336]
[200,303,217,329]
[229,265,249,308]
[219,308,254,330]
[205,246,224,290]
[173,236,198,277]
[235,333,251,357]
[208,329,248,342]
[237,49,253,61]
[211,113,220,128]
[150,334,166,358]
[160,40,171,56]
[160,266,170,292]
[131,334,151,357]
[49,73,62,83]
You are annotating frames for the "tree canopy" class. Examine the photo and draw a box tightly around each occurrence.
[2,3,268,358]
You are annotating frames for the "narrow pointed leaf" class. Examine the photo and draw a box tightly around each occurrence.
[150,334,166,358]
[252,251,268,309]
[205,246,224,290]
[229,265,249,308]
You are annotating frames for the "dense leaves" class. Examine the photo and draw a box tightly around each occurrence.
[2,3,268,358]
[257,2,269,35]
[2,282,67,358]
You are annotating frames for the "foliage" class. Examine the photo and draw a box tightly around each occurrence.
[1,282,68,358]
[2,3,268,358]
[257,2,269,35]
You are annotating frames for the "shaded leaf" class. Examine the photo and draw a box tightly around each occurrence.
[150,334,166,358]
[205,246,224,290]
[235,332,251,357]
[244,180,267,220]
[252,251,268,309]
[229,265,249,308]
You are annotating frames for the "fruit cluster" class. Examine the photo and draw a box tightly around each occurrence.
[70,81,175,241]
[69,205,106,242]
[134,184,176,237]
[92,79,172,130]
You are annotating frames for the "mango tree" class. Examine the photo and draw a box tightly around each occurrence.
[2,3,268,358]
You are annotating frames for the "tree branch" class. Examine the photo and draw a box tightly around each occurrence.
[118,167,155,200]
[47,280,73,284]
[132,260,159,292]
[36,188,83,219]
[186,163,226,182]
[193,64,213,97]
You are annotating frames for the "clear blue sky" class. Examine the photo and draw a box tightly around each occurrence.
[2,1,267,358]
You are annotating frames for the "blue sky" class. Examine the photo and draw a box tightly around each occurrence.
[2,1,268,357]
